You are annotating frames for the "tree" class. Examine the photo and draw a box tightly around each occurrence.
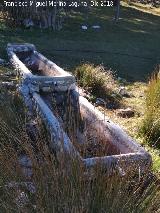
[2,0,66,30]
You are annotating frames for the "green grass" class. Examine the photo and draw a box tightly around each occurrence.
[74,63,121,104]
[147,146,160,172]
[140,72,160,148]
[0,3,160,81]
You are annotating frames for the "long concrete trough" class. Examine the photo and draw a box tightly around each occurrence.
[7,43,152,175]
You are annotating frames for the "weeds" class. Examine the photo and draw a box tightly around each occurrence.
[0,89,160,212]
[75,63,121,108]
[140,69,160,148]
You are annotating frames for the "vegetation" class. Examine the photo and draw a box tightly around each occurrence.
[75,63,121,105]
[140,69,160,148]
[0,89,160,212]
[0,2,160,81]
[1,0,67,30]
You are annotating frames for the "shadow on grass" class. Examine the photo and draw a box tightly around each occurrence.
[0,5,160,81]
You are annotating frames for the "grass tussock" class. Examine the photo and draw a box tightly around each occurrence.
[75,63,121,107]
[0,89,160,212]
[140,69,160,148]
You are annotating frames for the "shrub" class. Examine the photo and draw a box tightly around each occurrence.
[75,63,121,107]
[140,70,160,148]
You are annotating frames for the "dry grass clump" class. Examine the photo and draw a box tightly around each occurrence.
[140,70,160,148]
[0,89,160,212]
[75,64,121,107]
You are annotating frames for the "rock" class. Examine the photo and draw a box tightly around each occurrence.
[81,25,88,30]
[95,98,106,107]
[116,108,135,118]
[92,25,101,29]
[118,86,130,97]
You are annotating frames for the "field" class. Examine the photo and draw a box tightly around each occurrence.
[0,2,160,81]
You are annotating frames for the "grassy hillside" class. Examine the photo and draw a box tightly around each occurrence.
[0,3,160,211]
[0,2,160,81]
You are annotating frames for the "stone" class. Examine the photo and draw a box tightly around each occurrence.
[118,86,130,97]
[81,25,88,30]
[116,108,135,118]
[7,43,75,92]
[95,98,106,107]
[92,25,101,29]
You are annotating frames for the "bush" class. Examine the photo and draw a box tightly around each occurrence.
[140,71,160,148]
[75,64,121,107]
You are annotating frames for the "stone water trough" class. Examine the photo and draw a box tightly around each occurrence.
[7,43,152,175]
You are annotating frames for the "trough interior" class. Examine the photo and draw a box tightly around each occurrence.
[16,51,62,77]
[13,48,134,158]
[39,91,128,158]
